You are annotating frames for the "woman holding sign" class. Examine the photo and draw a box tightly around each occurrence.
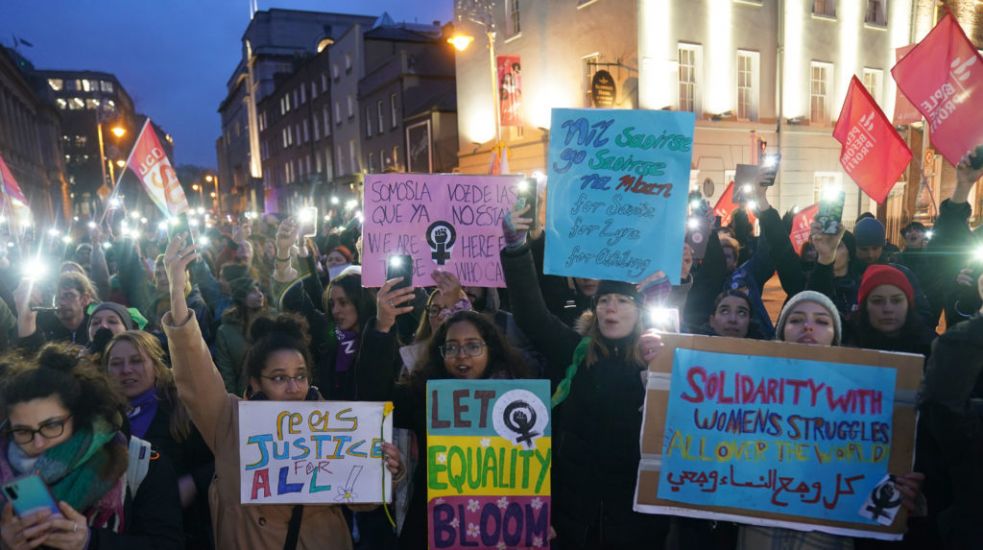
[161,234,404,550]
[499,204,669,549]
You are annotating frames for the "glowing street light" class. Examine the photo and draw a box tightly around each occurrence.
[111,126,126,138]
[447,33,474,51]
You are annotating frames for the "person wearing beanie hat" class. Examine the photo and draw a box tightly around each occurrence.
[846,263,937,357]
[775,290,842,346]
[853,217,887,265]
[87,301,136,341]
[326,245,353,267]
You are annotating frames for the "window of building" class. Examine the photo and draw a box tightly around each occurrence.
[349,140,357,172]
[810,61,833,124]
[366,106,373,137]
[296,123,302,145]
[81,80,93,92]
[66,80,78,91]
[368,152,376,171]
[316,152,323,173]
[303,119,310,143]
[55,98,67,110]
[286,93,291,112]
[736,50,759,121]
[337,145,345,174]
[322,74,329,92]
[85,98,100,110]
[392,145,399,168]
[300,86,306,104]
[105,99,116,112]
[323,106,331,135]
[390,93,398,127]
[813,0,836,17]
[865,0,887,25]
[345,54,352,73]
[293,89,299,108]
[313,115,320,140]
[68,97,84,110]
[377,100,384,134]
[48,79,64,91]
[280,97,286,115]
[306,155,312,175]
[505,0,521,37]
[677,44,702,115]
[282,128,289,148]
[285,162,291,183]
[311,81,318,99]
[100,81,113,93]
[347,95,354,119]
[335,102,342,126]
[862,68,884,106]
[333,64,339,81]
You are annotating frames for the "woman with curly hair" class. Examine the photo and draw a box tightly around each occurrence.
[0,343,183,549]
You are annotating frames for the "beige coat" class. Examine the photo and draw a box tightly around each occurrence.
[163,311,353,550]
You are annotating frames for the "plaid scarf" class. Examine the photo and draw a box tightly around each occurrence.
[0,418,127,531]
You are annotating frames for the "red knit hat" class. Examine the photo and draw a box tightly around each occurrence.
[858,265,914,308]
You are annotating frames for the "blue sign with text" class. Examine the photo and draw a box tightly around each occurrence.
[544,108,695,283]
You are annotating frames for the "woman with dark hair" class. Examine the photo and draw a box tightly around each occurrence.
[698,289,764,339]
[215,276,268,395]
[0,343,183,549]
[499,204,668,549]
[161,234,402,549]
[316,271,375,399]
[104,330,215,549]
[357,309,530,550]
[845,264,936,357]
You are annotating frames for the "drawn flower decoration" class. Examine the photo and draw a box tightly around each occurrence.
[467,523,480,538]
[435,497,445,505]
[383,401,394,417]
[467,499,480,512]
[497,542,507,550]
[450,517,459,529]
[480,437,491,448]
[530,497,543,511]
[334,486,356,503]
[436,453,447,464]
[533,535,544,547]
[497,496,509,509]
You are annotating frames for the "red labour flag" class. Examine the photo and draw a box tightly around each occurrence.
[713,180,756,228]
[789,204,819,255]
[892,13,983,165]
[0,151,27,205]
[833,76,912,204]
[892,45,921,125]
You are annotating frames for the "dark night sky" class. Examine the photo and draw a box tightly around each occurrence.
[1,0,452,168]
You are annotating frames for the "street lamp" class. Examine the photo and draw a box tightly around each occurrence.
[191,183,203,207]
[111,126,126,139]
[452,0,501,145]
[205,174,220,212]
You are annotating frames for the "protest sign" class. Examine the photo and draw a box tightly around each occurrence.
[789,204,819,255]
[833,76,912,204]
[361,173,522,287]
[427,379,552,549]
[892,13,983,165]
[123,119,189,217]
[634,334,921,540]
[237,400,392,505]
[544,109,695,284]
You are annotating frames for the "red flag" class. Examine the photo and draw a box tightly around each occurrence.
[713,180,756,227]
[833,76,912,204]
[0,151,28,205]
[892,13,983,165]
[124,120,189,216]
[497,55,522,127]
[892,45,921,125]
[789,204,819,255]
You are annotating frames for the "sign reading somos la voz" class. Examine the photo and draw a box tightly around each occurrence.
[427,379,552,549]
[634,334,922,540]
[238,401,392,504]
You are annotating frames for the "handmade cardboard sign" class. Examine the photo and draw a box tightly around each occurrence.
[544,109,695,284]
[634,334,921,540]
[361,173,522,287]
[237,401,392,505]
[427,379,552,549]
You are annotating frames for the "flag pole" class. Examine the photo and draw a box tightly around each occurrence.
[99,119,150,225]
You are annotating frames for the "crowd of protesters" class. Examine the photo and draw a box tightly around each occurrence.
[0,152,980,550]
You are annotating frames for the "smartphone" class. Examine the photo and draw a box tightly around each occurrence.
[756,154,781,187]
[969,145,983,170]
[386,254,414,291]
[515,178,538,230]
[298,206,318,238]
[686,217,712,260]
[647,307,680,333]
[2,475,60,517]
[733,164,758,204]
[816,189,846,235]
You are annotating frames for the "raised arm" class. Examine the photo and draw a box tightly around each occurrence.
[161,234,228,448]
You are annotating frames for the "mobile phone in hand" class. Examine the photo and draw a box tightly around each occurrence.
[386,254,414,291]
[515,178,538,230]
[817,189,846,235]
[733,164,758,204]
[757,154,781,187]
[298,207,318,239]
[2,475,60,517]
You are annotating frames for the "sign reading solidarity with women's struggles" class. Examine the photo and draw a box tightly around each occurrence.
[238,401,392,505]
[361,173,522,287]
[545,108,695,284]
[634,334,922,540]
[427,380,552,549]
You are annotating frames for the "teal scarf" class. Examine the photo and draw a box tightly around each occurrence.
[551,337,591,408]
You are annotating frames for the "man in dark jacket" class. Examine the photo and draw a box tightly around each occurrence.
[15,270,96,350]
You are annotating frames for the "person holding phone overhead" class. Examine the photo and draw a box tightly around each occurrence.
[0,344,184,549]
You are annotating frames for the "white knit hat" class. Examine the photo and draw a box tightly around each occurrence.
[775,290,842,346]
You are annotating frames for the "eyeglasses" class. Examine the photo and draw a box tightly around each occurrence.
[439,341,486,358]
[6,416,73,445]
[259,374,308,386]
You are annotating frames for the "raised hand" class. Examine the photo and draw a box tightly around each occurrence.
[809,220,846,266]
[375,278,416,333]
[163,234,196,322]
[503,202,532,248]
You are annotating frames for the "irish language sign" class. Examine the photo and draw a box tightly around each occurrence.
[427,380,552,549]
[362,173,522,287]
[544,109,695,283]
[237,401,392,505]
[634,335,921,540]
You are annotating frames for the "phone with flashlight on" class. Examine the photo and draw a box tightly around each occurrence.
[515,178,538,231]
[647,307,680,333]
[817,186,846,235]
[386,254,414,291]
[298,206,318,239]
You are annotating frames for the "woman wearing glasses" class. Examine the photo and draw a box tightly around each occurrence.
[0,344,184,549]
[357,309,530,550]
[160,235,404,550]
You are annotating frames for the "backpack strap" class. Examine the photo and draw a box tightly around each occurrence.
[126,436,153,497]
